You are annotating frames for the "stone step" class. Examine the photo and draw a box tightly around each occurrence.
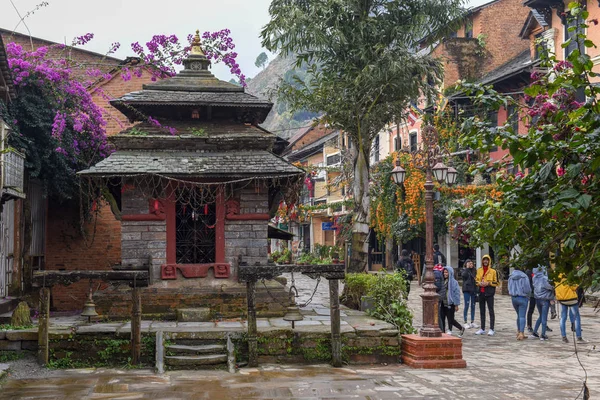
[166,344,225,355]
[165,354,227,367]
[177,308,211,322]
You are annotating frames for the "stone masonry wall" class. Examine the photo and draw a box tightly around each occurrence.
[225,186,269,269]
[121,187,166,282]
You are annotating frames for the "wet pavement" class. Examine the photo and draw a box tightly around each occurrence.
[1,280,599,399]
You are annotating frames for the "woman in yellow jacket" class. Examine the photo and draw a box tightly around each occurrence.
[475,255,499,336]
[555,276,584,343]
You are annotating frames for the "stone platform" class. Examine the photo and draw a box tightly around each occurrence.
[0,305,400,366]
[93,279,293,320]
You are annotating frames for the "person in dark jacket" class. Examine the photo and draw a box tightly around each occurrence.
[525,268,536,334]
[433,244,446,266]
[508,269,532,340]
[396,249,415,298]
[437,266,464,337]
[461,259,477,329]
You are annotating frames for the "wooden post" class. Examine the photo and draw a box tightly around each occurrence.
[246,280,258,367]
[329,278,342,367]
[131,287,142,365]
[38,287,50,365]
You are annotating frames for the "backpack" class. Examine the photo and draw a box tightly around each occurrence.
[396,258,414,281]
[434,265,444,290]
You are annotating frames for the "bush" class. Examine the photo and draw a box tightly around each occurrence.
[342,272,415,334]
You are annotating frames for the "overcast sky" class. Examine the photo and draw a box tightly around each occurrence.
[0,0,491,82]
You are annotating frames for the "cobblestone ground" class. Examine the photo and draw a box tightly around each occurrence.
[1,281,599,399]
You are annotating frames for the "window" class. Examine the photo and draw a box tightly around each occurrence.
[564,7,584,59]
[507,104,519,134]
[409,132,418,153]
[465,19,473,39]
[176,191,216,264]
[534,32,548,60]
[373,135,380,162]
[394,136,401,151]
[326,153,341,166]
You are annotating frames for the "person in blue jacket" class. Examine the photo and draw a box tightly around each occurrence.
[437,266,465,337]
[530,266,555,341]
[508,268,532,341]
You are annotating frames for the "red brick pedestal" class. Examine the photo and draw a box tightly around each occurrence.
[401,334,466,369]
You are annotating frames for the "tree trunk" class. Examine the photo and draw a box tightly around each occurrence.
[348,147,370,273]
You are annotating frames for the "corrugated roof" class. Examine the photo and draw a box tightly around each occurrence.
[78,150,303,177]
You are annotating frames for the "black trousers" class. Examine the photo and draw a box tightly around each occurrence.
[479,294,495,330]
[527,297,536,328]
[439,302,463,332]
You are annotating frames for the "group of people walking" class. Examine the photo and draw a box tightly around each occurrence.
[508,266,585,342]
[396,248,585,342]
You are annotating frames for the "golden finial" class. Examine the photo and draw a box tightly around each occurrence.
[191,29,205,56]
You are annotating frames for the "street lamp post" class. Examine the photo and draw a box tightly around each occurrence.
[392,125,457,338]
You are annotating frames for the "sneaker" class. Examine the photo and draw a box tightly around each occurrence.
[446,330,453,335]
[487,329,495,336]
[471,322,479,329]
[475,329,485,335]
[459,327,465,338]
[551,312,557,320]
[562,337,569,343]
[529,332,540,339]
[527,327,533,334]
[546,327,553,332]
[540,335,549,341]
[577,337,587,343]
[464,322,471,329]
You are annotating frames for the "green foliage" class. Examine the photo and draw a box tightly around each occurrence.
[0,351,25,362]
[343,272,415,334]
[128,128,149,136]
[255,52,269,69]
[261,0,467,253]
[0,323,34,331]
[190,128,207,137]
[366,272,415,334]
[453,3,600,289]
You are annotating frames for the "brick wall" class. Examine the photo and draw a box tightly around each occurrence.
[46,203,119,310]
[476,0,530,75]
[90,70,156,137]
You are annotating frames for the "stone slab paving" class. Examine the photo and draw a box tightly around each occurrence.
[1,281,599,399]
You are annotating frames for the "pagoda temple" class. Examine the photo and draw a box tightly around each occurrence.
[78,32,303,319]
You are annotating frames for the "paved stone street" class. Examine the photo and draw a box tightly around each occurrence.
[0,280,599,399]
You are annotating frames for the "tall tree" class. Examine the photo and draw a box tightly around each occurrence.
[261,0,465,271]
[255,52,269,69]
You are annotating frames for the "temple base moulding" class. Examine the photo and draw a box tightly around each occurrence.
[401,334,466,369]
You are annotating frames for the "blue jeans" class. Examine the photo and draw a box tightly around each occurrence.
[560,303,582,338]
[534,299,550,336]
[463,292,476,323]
[511,296,528,333]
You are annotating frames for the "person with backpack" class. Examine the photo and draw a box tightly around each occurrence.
[475,255,499,336]
[508,268,532,340]
[461,259,478,329]
[437,266,465,337]
[530,266,555,341]
[433,262,445,330]
[396,249,415,297]
[555,275,585,343]
[433,244,446,266]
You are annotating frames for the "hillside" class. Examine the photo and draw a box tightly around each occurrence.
[246,54,318,139]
